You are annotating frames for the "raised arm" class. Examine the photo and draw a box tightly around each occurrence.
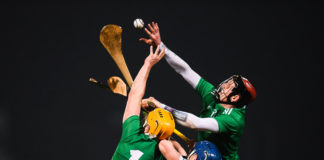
[122,46,165,123]
[140,22,201,88]
[142,97,219,132]
[163,106,219,132]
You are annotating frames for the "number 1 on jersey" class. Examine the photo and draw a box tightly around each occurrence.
[129,150,143,160]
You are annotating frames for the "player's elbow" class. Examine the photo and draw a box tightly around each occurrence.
[188,123,198,129]
[128,88,144,100]
[175,65,191,75]
[177,120,197,129]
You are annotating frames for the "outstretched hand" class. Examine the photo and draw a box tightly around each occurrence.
[145,45,165,67]
[139,22,161,46]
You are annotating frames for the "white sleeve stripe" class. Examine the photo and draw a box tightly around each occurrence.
[228,108,233,115]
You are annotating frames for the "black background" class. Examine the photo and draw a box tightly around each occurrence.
[1,1,322,160]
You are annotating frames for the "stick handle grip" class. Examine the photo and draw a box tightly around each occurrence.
[174,129,190,143]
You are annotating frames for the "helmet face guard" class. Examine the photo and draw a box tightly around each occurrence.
[215,75,243,94]
[212,75,256,106]
[188,141,222,160]
[144,108,175,140]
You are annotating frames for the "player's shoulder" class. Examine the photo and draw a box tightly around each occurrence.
[123,115,140,126]
[120,115,145,141]
[197,78,215,88]
[217,108,245,127]
[224,108,245,121]
[196,78,215,92]
[223,108,245,116]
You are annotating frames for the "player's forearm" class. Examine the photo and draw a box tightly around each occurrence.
[161,104,219,132]
[170,140,187,157]
[160,42,201,88]
[123,63,152,122]
[128,63,152,99]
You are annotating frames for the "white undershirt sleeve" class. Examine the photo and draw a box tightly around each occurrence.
[161,104,219,133]
[176,112,219,133]
[160,42,201,89]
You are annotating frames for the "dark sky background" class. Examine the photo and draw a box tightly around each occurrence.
[1,1,322,160]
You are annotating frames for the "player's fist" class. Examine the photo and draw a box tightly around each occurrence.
[141,97,155,112]
[141,98,150,108]
[141,97,163,111]
[148,97,163,108]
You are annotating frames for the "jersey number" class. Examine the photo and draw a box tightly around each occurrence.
[129,150,143,160]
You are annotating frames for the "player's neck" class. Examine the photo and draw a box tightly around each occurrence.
[220,103,235,109]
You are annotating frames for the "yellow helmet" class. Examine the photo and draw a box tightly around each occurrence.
[145,108,175,140]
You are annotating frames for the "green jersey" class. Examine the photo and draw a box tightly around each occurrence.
[196,78,246,160]
[112,115,164,160]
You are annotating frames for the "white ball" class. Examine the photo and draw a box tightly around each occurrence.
[133,18,144,29]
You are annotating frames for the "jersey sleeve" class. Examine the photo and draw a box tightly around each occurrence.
[195,78,216,109]
[120,115,142,141]
[195,78,214,96]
